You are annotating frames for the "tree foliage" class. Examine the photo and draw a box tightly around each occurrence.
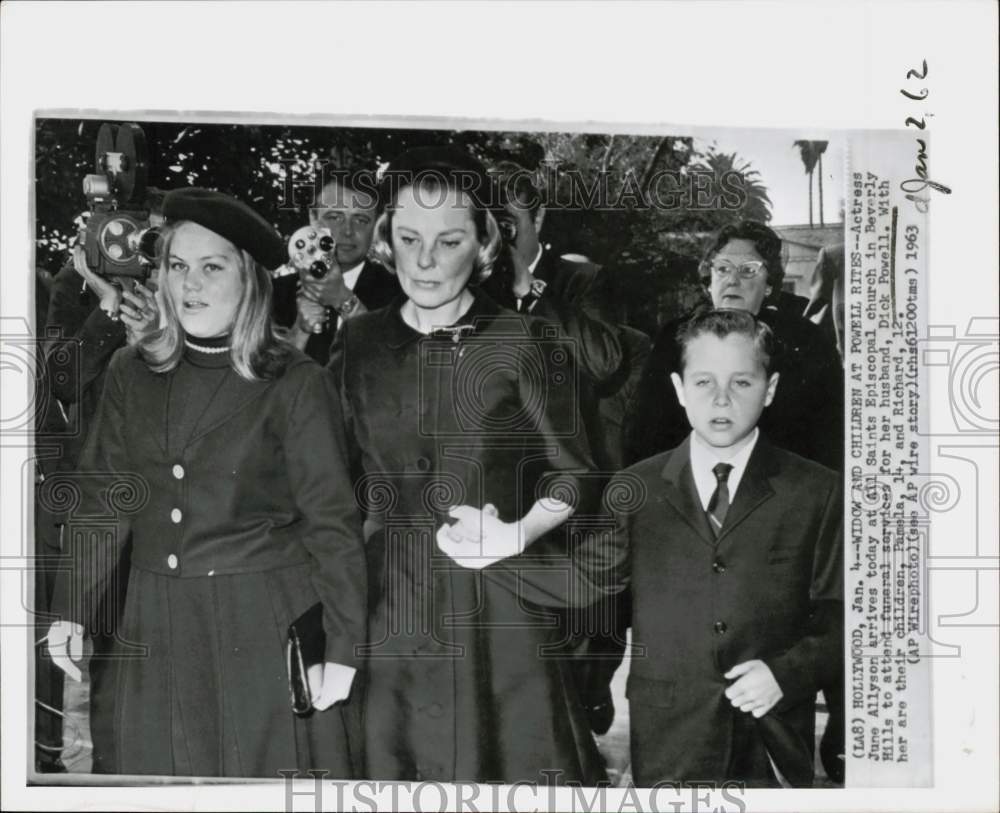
[35,118,772,336]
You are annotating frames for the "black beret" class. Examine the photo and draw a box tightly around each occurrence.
[163,188,287,271]
[378,146,502,213]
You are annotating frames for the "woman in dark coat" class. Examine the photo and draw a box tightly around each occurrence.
[623,220,844,471]
[328,148,622,785]
[47,189,366,778]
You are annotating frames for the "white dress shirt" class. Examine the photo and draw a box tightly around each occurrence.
[514,246,545,311]
[688,428,760,512]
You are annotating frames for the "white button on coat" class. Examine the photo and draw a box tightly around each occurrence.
[167,554,178,569]
[172,464,185,479]
[170,508,182,523]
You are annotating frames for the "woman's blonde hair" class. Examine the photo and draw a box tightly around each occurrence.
[370,174,502,283]
[138,220,291,380]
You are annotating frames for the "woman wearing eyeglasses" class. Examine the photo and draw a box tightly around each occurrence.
[623,220,844,471]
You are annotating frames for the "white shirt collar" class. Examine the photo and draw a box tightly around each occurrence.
[526,245,543,276]
[341,260,365,291]
[688,428,760,512]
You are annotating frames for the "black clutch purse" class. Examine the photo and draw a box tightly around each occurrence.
[286,602,326,716]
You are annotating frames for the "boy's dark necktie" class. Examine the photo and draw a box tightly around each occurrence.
[707,462,734,537]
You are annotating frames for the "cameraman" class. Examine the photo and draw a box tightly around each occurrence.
[482,163,625,396]
[39,194,161,773]
[273,170,400,364]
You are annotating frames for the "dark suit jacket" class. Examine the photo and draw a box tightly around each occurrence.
[271,259,402,365]
[610,435,843,786]
[482,250,624,388]
[41,261,128,475]
[804,243,846,360]
[482,251,633,476]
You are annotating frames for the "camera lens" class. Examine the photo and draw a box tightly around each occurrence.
[137,227,162,263]
[82,174,110,198]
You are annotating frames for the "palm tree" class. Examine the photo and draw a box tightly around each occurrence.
[689,148,773,223]
[793,140,829,227]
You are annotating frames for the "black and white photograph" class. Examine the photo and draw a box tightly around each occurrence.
[2,3,997,812]
[29,114,848,788]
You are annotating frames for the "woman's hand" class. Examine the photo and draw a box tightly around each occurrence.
[119,281,160,344]
[437,497,575,569]
[45,620,84,682]
[71,245,121,318]
[436,504,526,570]
[306,661,357,710]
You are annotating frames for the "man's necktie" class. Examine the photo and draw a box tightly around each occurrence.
[707,462,734,537]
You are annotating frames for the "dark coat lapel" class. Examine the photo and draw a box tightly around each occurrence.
[136,355,300,455]
[184,371,273,449]
[352,260,380,308]
[715,434,778,542]
[659,437,717,547]
[136,368,172,456]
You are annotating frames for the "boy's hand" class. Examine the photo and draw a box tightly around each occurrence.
[723,660,783,718]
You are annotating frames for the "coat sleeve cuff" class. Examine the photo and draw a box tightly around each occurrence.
[764,651,816,710]
[322,620,362,669]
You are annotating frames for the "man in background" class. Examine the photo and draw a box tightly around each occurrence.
[273,170,400,364]
[483,160,643,736]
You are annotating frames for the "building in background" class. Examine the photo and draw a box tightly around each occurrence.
[771,223,844,297]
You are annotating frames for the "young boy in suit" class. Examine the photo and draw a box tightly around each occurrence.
[609,309,843,787]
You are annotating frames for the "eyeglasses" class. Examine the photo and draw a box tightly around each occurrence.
[705,260,766,280]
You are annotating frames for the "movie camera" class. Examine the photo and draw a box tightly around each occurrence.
[79,122,161,281]
[287,225,336,279]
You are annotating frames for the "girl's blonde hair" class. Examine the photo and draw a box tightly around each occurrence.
[138,220,291,380]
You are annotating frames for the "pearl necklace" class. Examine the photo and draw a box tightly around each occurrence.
[184,339,230,355]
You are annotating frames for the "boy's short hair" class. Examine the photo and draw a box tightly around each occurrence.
[675,308,780,376]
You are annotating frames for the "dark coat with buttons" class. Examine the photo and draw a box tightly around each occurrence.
[328,290,620,785]
[610,434,843,786]
[50,344,367,778]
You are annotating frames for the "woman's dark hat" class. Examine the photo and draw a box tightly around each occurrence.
[163,188,287,270]
[378,146,501,212]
